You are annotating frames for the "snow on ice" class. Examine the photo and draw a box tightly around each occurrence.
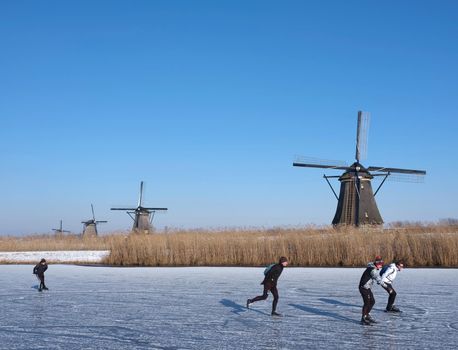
[0,250,110,263]
[0,266,456,349]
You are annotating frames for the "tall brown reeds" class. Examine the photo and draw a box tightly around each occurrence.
[103,224,458,267]
[2,224,457,267]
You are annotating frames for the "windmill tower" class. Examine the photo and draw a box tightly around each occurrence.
[82,204,107,237]
[293,111,426,226]
[111,181,168,233]
[52,220,71,236]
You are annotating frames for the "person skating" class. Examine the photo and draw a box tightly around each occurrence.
[33,258,48,292]
[380,259,404,312]
[358,255,384,325]
[246,256,289,316]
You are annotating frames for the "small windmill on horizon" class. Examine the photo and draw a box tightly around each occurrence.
[293,111,426,226]
[82,204,107,237]
[52,220,71,236]
[111,181,168,233]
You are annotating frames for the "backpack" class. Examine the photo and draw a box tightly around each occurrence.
[379,264,389,276]
[264,263,276,276]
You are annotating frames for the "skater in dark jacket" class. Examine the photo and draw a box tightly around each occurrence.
[359,255,383,325]
[246,256,289,316]
[33,258,48,292]
[380,259,404,312]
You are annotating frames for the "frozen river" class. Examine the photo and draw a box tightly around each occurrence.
[0,265,456,349]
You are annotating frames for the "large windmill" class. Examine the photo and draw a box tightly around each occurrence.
[82,204,107,237]
[53,220,71,235]
[293,111,426,226]
[111,181,168,233]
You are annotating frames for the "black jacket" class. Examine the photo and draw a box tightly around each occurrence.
[33,263,48,277]
[262,263,284,286]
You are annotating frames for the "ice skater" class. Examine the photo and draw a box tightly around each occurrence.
[246,256,288,316]
[358,255,384,325]
[380,259,404,312]
[33,258,49,292]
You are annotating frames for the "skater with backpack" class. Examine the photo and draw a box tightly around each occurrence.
[380,259,404,312]
[358,255,384,325]
[246,256,289,316]
[33,258,49,292]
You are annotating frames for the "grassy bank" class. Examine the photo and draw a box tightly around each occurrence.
[2,224,458,267]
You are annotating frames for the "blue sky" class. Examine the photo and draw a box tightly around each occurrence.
[1,0,457,235]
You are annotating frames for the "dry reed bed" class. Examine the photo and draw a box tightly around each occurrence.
[104,225,458,267]
[1,225,457,267]
[0,234,112,252]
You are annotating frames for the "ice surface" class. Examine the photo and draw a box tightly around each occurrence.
[0,250,110,263]
[0,266,456,350]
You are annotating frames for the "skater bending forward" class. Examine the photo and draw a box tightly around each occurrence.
[380,259,404,312]
[358,256,383,325]
[246,256,288,316]
[33,258,48,292]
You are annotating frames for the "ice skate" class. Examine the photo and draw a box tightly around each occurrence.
[366,314,377,323]
[360,315,372,325]
[271,311,282,317]
[386,305,401,313]
[246,299,251,309]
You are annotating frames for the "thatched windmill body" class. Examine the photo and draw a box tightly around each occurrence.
[111,181,167,233]
[293,111,426,226]
[82,204,107,237]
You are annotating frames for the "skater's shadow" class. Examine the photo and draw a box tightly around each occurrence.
[219,299,270,316]
[319,298,359,308]
[289,303,360,324]
[220,299,247,315]
[318,298,386,313]
[31,285,39,290]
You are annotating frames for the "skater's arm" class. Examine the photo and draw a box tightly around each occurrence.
[370,268,381,284]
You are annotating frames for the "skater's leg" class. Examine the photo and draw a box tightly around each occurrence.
[368,289,375,314]
[250,286,269,304]
[359,287,371,316]
[270,286,279,314]
[383,284,397,310]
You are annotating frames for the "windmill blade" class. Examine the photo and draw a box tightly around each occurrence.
[387,173,426,183]
[111,207,137,211]
[142,207,168,211]
[96,220,108,223]
[355,111,370,162]
[138,181,144,207]
[91,204,95,221]
[293,156,349,170]
[367,166,426,175]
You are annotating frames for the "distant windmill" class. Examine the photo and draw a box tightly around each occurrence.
[52,220,71,235]
[293,111,426,226]
[82,204,107,237]
[111,181,168,233]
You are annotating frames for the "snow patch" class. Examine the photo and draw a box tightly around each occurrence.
[0,250,110,263]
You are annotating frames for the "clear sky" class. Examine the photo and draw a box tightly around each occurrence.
[1,0,457,235]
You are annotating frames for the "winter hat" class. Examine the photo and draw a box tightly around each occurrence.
[374,255,383,264]
[279,256,288,264]
[40,258,46,263]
